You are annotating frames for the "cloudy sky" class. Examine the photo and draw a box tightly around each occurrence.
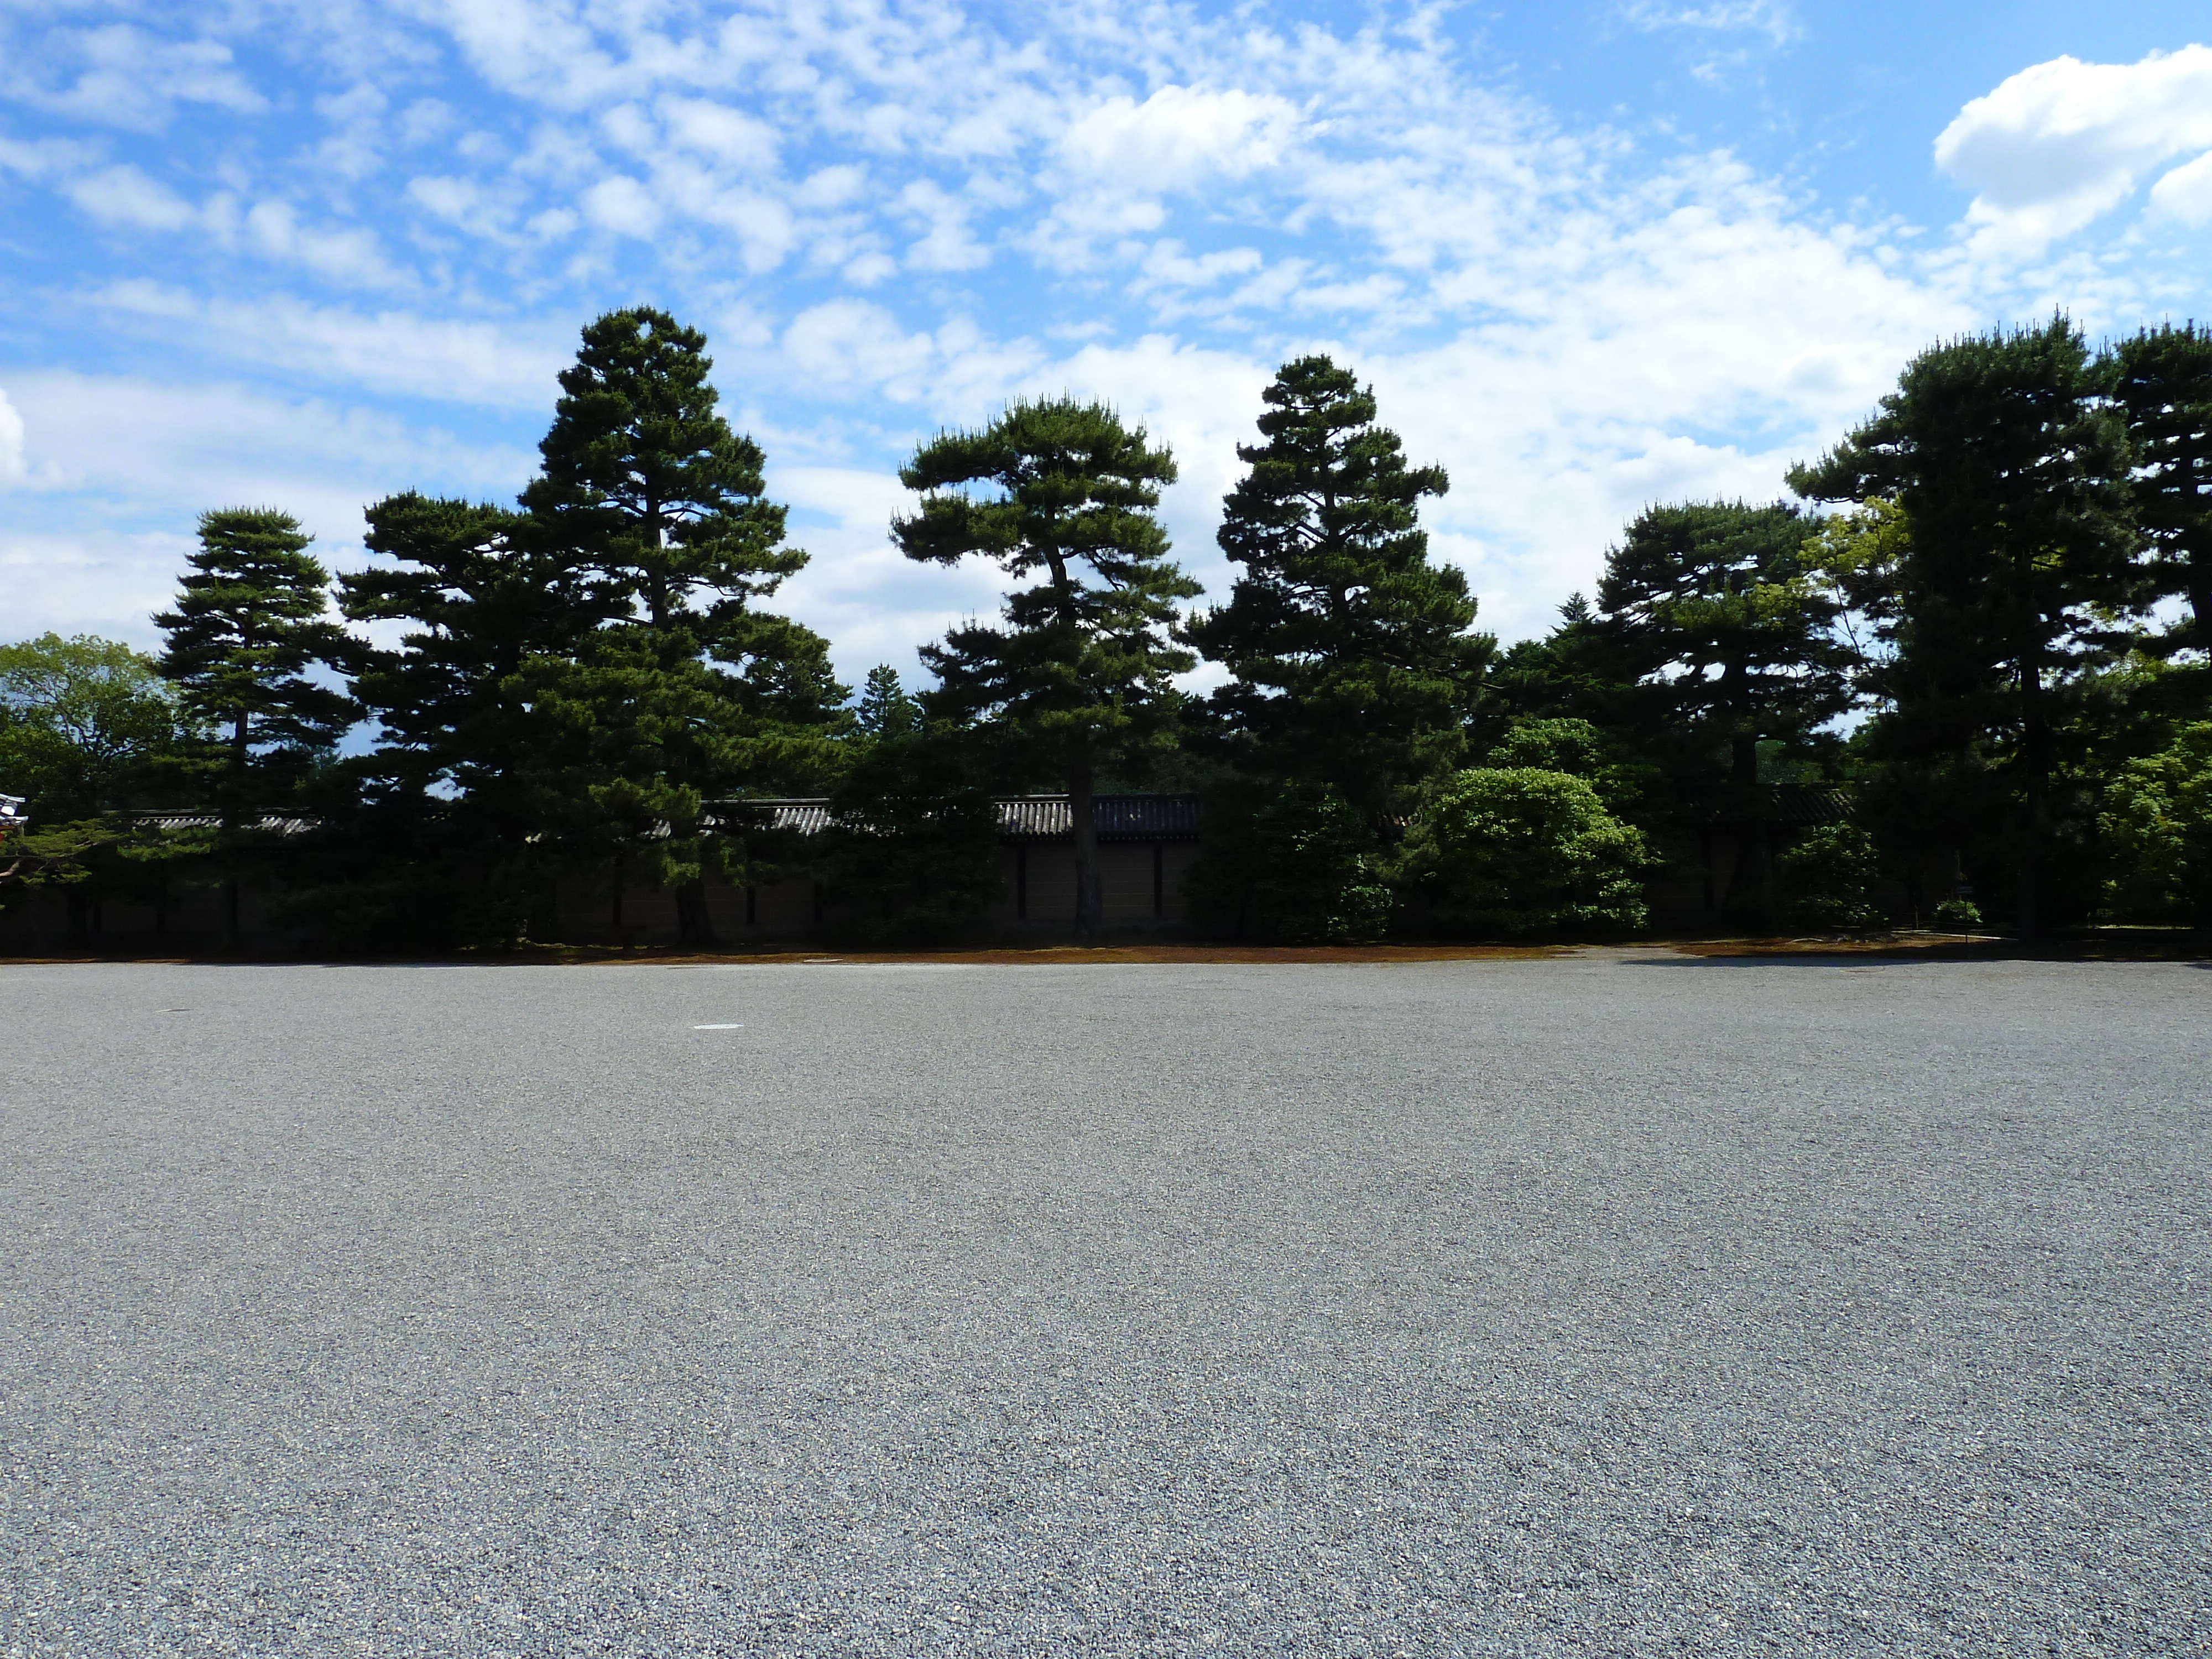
[4,1,2211,690]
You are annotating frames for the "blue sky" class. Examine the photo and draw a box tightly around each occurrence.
[4,1,2211,691]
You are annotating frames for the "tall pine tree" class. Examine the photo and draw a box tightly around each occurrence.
[155,509,356,947]
[2107,322,2212,655]
[1790,318,2146,933]
[1188,356,1491,826]
[893,397,1194,941]
[518,307,843,944]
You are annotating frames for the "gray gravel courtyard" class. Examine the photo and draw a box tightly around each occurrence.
[2,953,2208,1656]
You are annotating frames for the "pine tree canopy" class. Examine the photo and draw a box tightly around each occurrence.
[2107,322,2212,653]
[1788,316,2146,931]
[1189,354,1491,821]
[1596,500,1853,787]
[891,395,1195,938]
[155,508,356,797]
[892,396,1195,758]
[524,305,804,639]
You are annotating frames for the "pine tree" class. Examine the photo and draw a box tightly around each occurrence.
[853,665,922,740]
[155,509,356,946]
[1790,318,2147,933]
[893,397,1195,941]
[518,307,843,944]
[1188,356,1493,824]
[2107,322,2212,654]
[1590,500,1854,916]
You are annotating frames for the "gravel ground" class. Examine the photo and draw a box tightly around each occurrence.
[1,953,2207,1657]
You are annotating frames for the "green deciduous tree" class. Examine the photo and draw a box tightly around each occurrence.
[1790,318,2148,933]
[1188,356,1493,822]
[893,396,1196,940]
[518,307,844,943]
[0,634,186,820]
[0,634,190,938]
[2099,722,2212,927]
[1398,768,1649,938]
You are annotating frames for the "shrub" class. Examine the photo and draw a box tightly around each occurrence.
[1932,896,1982,930]
[1777,823,1882,931]
[2100,723,2212,927]
[1185,778,1391,942]
[1397,768,1649,938]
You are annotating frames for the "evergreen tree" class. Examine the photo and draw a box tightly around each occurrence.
[154,509,356,946]
[1188,356,1493,822]
[317,494,571,946]
[1592,500,1854,917]
[893,397,1195,941]
[852,665,923,740]
[1790,318,2147,933]
[1597,501,1853,790]
[518,307,843,944]
[2107,322,2212,654]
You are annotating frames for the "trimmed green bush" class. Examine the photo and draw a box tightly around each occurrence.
[1778,823,1882,931]
[1398,768,1649,938]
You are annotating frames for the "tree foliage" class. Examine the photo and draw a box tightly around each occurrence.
[1397,768,1650,938]
[893,395,1194,940]
[2107,322,2212,654]
[1184,777,1391,943]
[1790,317,2146,932]
[1190,356,1492,822]
[514,307,844,943]
[815,727,1003,945]
[1777,823,1882,932]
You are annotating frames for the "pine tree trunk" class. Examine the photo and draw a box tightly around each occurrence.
[1071,755,1102,943]
[2017,636,2048,940]
[676,878,715,946]
[223,878,242,953]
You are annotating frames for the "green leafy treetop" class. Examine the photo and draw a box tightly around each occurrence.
[2107,322,2212,655]
[1188,355,1494,825]
[0,635,191,923]
[514,307,844,945]
[0,634,186,822]
[1789,317,2146,933]
[893,396,1196,941]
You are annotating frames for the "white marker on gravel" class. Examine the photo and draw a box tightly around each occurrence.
[692,1023,744,1029]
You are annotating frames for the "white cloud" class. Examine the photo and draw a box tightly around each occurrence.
[14,23,265,131]
[2147,150,2212,228]
[1620,2,1799,46]
[92,284,569,409]
[1060,86,1301,188]
[66,164,197,230]
[1936,45,2212,254]
[0,372,535,649]
[781,300,937,394]
[0,387,25,484]
[582,173,661,238]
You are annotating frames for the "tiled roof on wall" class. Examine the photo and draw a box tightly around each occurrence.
[713,794,1204,842]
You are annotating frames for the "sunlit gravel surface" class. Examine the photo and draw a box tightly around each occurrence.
[2,954,2208,1656]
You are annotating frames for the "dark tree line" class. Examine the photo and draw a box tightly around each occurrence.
[4,309,2209,948]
